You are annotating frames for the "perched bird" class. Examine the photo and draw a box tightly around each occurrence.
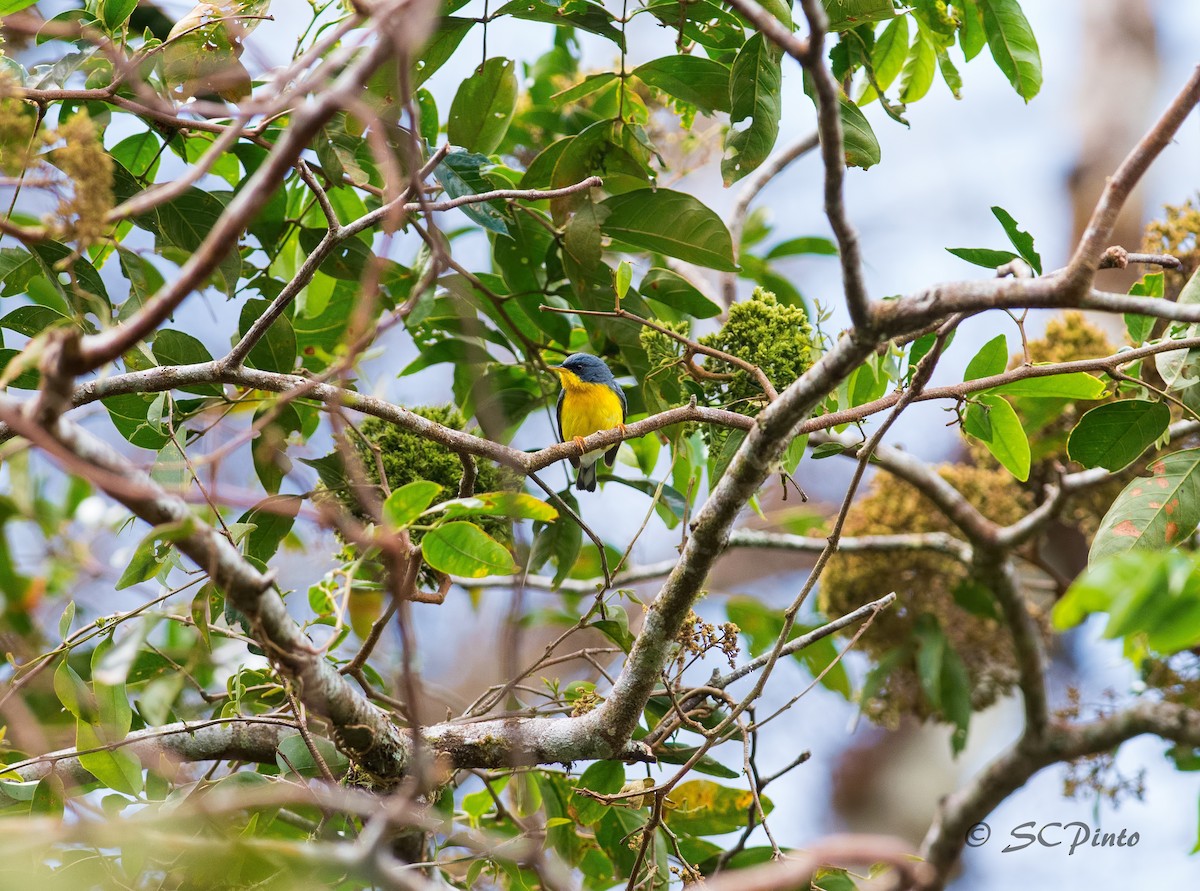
[549,353,627,492]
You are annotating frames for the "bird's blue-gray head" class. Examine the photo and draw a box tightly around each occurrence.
[556,353,616,384]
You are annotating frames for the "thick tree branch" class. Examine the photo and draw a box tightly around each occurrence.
[5,718,296,784]
[0,395,412,779]
[704,833,931,891]
[919,700,1200,889]
[591,333,878,751]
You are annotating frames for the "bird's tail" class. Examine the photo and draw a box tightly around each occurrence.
[576,461,598,492]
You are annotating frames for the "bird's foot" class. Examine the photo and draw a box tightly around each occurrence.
[572,435,588,456]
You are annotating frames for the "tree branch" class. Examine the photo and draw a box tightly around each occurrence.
[5,718,296,784]
[703,833,930,891]
[68,0,440,373]
[919,700,1200,889]
[1066,64,1200,287]
[794,0,873,333]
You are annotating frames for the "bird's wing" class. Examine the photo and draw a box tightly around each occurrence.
[614,381,627,422]
[604,381,627,468]
[555,388,565,441]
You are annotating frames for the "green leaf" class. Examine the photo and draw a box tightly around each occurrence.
[431,492,557,522]
[906,332,939,384]
[660,745,741,780]
[640,268,722,319]
[116,519,192,589]
[835,94,881,169]
[58,601,75,639]
[415,88,438,145]
[722,33,782,186]
[913,614,945,710]
[977,0,1042,100]
[0,305,72,337]
[864,14,909,103]
[964,394,1030,480]
[495,0,625,48]
[615,260,632,301]
[946,246,1020,269]
[0,1,39,15]
[1055,550,1200,655]
[383,481,443,529]
[1090,449,1200,563]
[237,495,300,564]
[986,372,1106,400]
[276,732,349,778]
[1067,400,1170,472]
[591,606,636,652]
[963,334,1007,381]
[412,17,474,88]
[936,45,963,99]
[573,760,625,825]
[31,774,65,817]
[991,205,1041,274]
[551,72,617,106]
[152,330,220,396]
[643,1,743,51]
[848,362,886,407]
[77,720,143,795]
[434,151,510,236]
[447,57,518,155]
[530,495,582,589]
[151,440,190,492]
[632,56,731,115]
[101,0,139,31]
[421,521,516,577]
[600,189,738,272]
[956,0,987,59]
[953,578,1001,621]
[765,237,838,259]
[1126,271,1164,344]
[298,228,373,281]
[663,780,772,836]
[942,644,972,753]
[823,0,894,31]
[238,299,296,373]
[54,658,91,721]
[118,248,165,319]
[136,188,239,295]
[899,28,936,103]
[103,393,169,450]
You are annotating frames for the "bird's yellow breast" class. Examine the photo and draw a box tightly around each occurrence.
[560,378,624,442]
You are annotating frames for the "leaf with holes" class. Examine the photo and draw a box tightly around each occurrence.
[722,33,782,186]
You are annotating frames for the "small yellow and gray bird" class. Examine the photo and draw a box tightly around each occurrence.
[549,353,627,492]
